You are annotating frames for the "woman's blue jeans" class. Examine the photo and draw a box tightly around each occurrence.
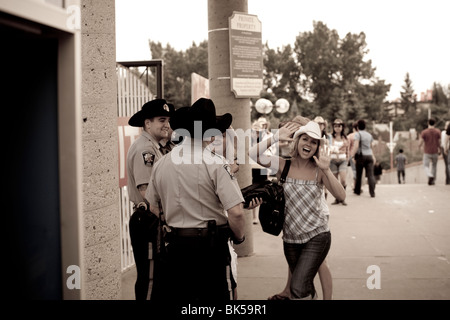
[283,231,331,299]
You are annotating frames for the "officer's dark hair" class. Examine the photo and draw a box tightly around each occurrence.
[428,117,436,126]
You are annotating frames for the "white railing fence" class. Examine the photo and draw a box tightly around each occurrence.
[117,63,154,271]
[117,64,153,117]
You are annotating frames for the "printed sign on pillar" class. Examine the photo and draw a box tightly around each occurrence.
[229,12,263,98]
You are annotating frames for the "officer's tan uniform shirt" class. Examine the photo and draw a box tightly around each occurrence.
[146,137,244,228]
[127,130,164,204]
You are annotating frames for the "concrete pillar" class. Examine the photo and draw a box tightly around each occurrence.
[208,0,254,256]
[81,0,121,299]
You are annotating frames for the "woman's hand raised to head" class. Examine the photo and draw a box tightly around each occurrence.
[278,122,300,142]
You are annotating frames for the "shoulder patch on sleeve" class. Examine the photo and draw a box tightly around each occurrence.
[223,164,235,180]
[142,151,155,167]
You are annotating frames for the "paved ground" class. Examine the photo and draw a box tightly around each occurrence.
[121,160,450,300]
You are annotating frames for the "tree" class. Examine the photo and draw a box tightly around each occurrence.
[294,21,341,118]
[145,22,391,125]
[149,40,208,107]
[357,79,391,121]
[431,82,449,107]
[339,32,374,84]
[400,72,416,115]
[293,21,389,122]
[263,43,302,101]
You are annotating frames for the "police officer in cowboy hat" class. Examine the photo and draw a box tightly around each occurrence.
[146,98,246,301]
[126,98,175,300]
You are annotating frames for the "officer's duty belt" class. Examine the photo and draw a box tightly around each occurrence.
[171,225,229,238]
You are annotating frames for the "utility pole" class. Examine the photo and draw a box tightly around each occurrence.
[208,0,253,256]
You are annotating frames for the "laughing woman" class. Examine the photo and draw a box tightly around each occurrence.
[249,120,346,299]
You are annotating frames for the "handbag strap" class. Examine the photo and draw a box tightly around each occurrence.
[279,159,291,184]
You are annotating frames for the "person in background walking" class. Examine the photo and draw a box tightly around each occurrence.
[329,119,349,205]
[351,119,376,197]
[395,149,407,184]
[443,124,450,177]
[314,116,331,144]
[250,118,275,223]
[373,161,383,184]
[314,116,331,201]
[418,117,441,185]
[347,122,359,191]
[441,121,450,185]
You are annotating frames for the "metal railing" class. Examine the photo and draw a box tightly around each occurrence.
[116,63,154,271]
[117,64,153,117]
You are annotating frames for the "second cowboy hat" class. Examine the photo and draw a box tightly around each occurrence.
[171,98,232,138]
[128,99,175,127]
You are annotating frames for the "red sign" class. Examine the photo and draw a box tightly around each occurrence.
[117,117,141,188]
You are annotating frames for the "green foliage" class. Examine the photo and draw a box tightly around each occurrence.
[262,44,301,102]
[432,82,449,107]
[291,21,390,124]
[149,40,208,107]
[146,22,446,136]
[392,74,449,133]
[400,72,416,115]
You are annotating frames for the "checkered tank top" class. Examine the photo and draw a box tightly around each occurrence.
[282,168,330,244]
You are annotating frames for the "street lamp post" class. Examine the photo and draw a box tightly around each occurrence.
[387,121,396,170]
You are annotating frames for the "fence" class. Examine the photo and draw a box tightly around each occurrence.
[116,63,153,271]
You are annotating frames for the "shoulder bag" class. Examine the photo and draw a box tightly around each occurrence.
[241,160,291,236]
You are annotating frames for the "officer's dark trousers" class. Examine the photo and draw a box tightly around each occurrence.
[132,242,151,300]
[132,240,167,300]
[129,207,161,300]
[161,234,231,301]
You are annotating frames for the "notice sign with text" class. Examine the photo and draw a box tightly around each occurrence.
[229,12,263,98]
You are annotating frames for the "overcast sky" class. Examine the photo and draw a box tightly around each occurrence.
[115,0,450,101]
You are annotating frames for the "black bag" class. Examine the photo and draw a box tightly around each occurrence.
[241,160,291,236]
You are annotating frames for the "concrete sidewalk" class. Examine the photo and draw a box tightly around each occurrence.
[121,162,450,300]
[236,183,450,300]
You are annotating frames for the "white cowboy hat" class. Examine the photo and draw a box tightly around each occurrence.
[293,121,324,140]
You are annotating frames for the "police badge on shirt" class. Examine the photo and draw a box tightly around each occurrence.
[142,151,155,167]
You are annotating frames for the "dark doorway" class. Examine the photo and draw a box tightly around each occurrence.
[1,15,62,299]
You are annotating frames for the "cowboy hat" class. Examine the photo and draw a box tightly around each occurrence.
[293,121,324,140]
[128,99,175,127]
[171,98,232,139]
